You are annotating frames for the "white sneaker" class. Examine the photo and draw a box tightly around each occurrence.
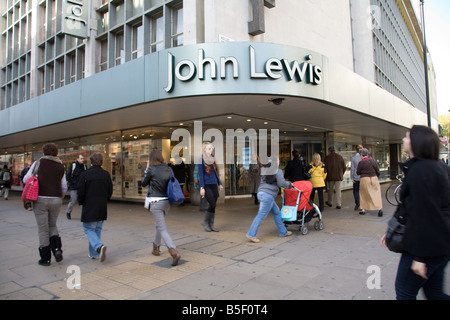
[246,235,260,243]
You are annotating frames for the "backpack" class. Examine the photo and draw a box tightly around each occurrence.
[2,171,11,181]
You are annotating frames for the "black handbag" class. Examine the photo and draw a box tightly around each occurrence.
[385,216,406,253]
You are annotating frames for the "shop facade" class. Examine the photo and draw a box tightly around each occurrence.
[1,0,437,202]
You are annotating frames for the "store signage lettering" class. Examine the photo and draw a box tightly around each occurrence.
[164,46,322,92]
[62,0,89,39]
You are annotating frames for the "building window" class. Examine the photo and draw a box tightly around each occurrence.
[69,53,76,83]
[132,23,143,59]
[100,38,108,71]
[115,30,125,66]
[58,57,65,87]
[171,5,183,48]
[150,12,163,53]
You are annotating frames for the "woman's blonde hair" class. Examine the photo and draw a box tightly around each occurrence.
[312,153,322,165]
[202,142,214,155]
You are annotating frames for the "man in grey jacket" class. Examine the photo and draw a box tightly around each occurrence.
[350,145,363,211]
[65,154,86,219]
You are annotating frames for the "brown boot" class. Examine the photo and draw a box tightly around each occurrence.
[152,243,160,256]
[168,248,181,266]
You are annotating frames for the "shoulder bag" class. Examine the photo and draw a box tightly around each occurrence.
[21,160,40,210]
[167,167,185,206]
[385,206,407,253]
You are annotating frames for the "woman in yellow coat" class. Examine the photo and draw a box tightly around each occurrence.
[307,153,327,212]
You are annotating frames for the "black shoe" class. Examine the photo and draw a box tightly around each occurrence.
[38,246,51,266]
[354,204,359,211]
[359,210,366,215]
[325,201,332,207]
[49,235,63,262]
[336,206,341,209]
[97,245,107,262]
[378,210,383,217]
[66,212,71,220]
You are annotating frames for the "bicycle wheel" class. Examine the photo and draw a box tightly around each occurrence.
[394,184,402,204]
[386,183,401,206]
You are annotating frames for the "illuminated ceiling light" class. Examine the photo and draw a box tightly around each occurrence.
[304,128,308,131]
[246,119,252,122]
[179,123,184,125]
[227,116,232,119]
[264,122,269,125]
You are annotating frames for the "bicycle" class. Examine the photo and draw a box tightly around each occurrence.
[385,173,404,206]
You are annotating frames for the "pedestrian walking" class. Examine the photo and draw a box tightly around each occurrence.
[248,154,261,205]
[246,157,293,243]
[142,149,181,266]
[306,153,327,212]
[356,148,383,216]
[381,125,450,300]
[65,154,86,219]
[323,146,346,209]
[23,143,67,266]
[77,153,112,262]
[0,164,12,200]
[350,145,363,211]
[198,142,223,232]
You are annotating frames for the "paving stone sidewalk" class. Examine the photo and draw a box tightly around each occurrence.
[0,185,448,300]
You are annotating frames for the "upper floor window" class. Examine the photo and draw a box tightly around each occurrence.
[150,12,164,53]
[132,23,143,59]
[171,5,183,48]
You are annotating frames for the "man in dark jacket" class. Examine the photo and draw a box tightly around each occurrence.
[323,146,347,209]
[284,150,309,182]
[77,153,112,262]
[65,154,86,219]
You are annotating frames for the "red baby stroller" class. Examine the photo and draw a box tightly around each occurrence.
[281,180,324,235]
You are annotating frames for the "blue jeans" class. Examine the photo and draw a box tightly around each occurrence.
[395,252,450,300]
[246,191,289,238]
[82,221,104,258]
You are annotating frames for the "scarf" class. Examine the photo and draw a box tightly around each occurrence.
[203,153,218,175]
[40,155,63,164]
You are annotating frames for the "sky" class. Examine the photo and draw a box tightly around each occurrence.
[411,0,450,115]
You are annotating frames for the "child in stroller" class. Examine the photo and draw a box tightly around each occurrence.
[281,180,324,235]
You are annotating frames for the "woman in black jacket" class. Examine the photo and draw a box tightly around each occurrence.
[142,149,181,266]
[381,125,450,300]
[78,153,112,262]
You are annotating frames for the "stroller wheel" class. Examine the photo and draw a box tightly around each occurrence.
[314,221,324,231]
[300,226,308,235]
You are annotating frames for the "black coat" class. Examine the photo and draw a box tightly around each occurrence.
[398,158,450,262]
[284,159,308,182]
[66,161,86,189]
[77,166,113,222]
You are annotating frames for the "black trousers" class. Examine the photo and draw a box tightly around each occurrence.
[204,184,219,213]
[309,187,324,211]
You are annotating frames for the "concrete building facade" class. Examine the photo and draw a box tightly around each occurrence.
[0,0,438,201]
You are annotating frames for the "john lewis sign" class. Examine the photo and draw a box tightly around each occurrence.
[164,45,322,93]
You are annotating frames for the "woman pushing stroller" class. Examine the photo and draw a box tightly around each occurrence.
[246,157,293,243]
